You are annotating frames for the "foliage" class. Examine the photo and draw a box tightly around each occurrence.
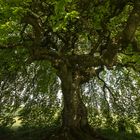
[0,0,140,139]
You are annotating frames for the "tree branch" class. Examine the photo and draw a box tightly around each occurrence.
[21,11,43,41]
[67,54,103,68]
[120,1,140,46]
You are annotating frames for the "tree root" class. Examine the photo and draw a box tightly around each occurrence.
[46,126,107,140]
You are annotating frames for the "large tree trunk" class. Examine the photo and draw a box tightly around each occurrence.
[60,64,88,128]
[49,64,103,140]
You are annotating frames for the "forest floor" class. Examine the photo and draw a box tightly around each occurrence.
[0,126,140,140]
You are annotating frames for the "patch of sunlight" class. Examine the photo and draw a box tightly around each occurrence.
[12,117,21,128]
[53,110,60,120]
[137,125,140,133]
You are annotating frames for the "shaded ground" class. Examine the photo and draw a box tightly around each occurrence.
[0,126,140,140]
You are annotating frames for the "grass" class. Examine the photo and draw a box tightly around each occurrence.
[0,125,140,140]
[97,128,140,140]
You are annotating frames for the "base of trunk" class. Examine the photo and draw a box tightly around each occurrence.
[47,126,107,140]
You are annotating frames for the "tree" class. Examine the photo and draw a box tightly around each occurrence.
[0,0,140,139]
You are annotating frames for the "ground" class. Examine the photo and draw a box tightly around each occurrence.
[0,125,140,140]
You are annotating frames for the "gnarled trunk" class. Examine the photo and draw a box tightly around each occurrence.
[59,64,88,128]
[49,64,102,140]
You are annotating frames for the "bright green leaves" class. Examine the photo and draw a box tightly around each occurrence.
[64,10,79,20]
[0,1,26,45]
[11,7,25,16]
[0,0,26,20]
[117,51,140,72]
[50,0,79,32]
[108,5,133,38]
[52,10,79,32]
[0,21,21,44]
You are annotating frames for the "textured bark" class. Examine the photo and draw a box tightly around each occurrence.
[47,63,100,140]
[59,63,88,128]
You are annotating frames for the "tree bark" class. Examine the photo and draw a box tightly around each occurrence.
[58,63,88,129]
